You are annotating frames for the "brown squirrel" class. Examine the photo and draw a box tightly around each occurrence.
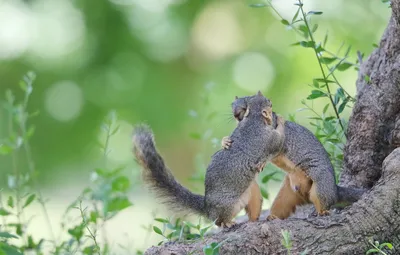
[222,95,366,220]
[132,92,285,227]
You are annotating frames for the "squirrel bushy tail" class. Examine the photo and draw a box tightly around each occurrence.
[337,185,366,204]
[132,124,206,216]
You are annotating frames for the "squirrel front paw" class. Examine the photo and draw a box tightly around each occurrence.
[308,209,330,218]
[221,136,232,149]
[220,220,236,228]
[266,214,279,221]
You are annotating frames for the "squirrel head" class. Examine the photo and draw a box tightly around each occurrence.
[231,92,273,125]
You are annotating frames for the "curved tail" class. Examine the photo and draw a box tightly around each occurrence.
[132,124,206,216]
[337,185,367,204]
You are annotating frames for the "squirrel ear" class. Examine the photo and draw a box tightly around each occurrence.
[257,90,263,96]
[235,96,238,99]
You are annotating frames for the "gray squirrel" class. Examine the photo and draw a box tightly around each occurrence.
[132,91,284,227]
[222,95,367,220]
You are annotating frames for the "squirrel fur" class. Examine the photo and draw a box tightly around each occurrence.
[132,92,285,227]
[224,95,367,220]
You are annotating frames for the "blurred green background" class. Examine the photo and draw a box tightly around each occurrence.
[0,0,390,252]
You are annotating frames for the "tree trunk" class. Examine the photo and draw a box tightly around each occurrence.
[144,2,400,254]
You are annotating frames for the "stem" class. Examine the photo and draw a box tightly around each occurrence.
[7,101,24,236]
[298,0,345,132]
[327,68,355,101]
[368,240,387,255]
[79,201,101,255]
[19,86,56,243]
[0,192,7,231]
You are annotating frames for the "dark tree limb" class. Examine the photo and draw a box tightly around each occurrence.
[144,2,400,254]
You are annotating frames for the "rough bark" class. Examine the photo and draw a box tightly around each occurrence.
[145,2,400,254]
[341,2,400,188]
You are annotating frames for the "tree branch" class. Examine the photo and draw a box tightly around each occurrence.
[146,149,400,255]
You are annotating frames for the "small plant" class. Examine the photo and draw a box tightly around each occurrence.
[0,73,133,254]
[202,238,229,255]
[249,0,360,179]
[281,230,293,255]
[152,217,214,245]
[366,238,393,255]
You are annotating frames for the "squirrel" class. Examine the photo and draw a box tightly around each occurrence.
[132,91,285,228]
[222,95,367,220]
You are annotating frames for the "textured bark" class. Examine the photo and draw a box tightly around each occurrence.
[340,5,400,188]
[145,2,400,254]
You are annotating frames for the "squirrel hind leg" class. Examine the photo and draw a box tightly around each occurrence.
[309,182,331,216]
[268,175,304,220]
[245,181,263,221]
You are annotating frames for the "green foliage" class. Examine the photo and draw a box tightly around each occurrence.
[202,239,229,255]
[254,0,361,178]
[0,73,134,254]
[281,230,293,255]
[152,217,214,245]
[366,239,393,255]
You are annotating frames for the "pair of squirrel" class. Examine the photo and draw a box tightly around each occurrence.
[132,91,366,228]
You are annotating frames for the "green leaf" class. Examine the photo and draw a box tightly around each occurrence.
[154,218,169,223]
[314,78,335,84]
[0,232,18,239]
[23,194,36,209]
[68,224,84,241]
[260,187,269,199]
[298,25,309,37]
[83,245,99,255]
[380,243,393,249]
[372,43,379,48]
[312,79,319,88]
[90,211,99,223]
[292,8,300,23]
[320,57,336,64]
[312,24,318,32]
[0,243,23,255]
[315,44,324,53]
[262,172,278,183]
[366,249,379,254]
[322,104,329,114]
[153,226,163,236]
[111,176,130,192]
[337,62,352,71]
[307,90,326,100]
[106,197,132,212]
[324,116,335,121]
[0,208,11,216]
[323,33,328,47]
[364,75,371,83]
[281,19,290,25]
[299,41,315,48]
[7,196,14,208]
[248,3,269,8]
[307,11,323,15]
